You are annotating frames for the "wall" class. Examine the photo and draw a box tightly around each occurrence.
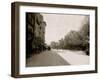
[0,0,99,80]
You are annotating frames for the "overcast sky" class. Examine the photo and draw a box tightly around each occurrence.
[42,13,87,45]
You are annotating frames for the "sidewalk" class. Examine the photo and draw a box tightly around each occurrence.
[56,50,89,65]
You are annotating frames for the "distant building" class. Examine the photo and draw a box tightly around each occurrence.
[26,13,46,56]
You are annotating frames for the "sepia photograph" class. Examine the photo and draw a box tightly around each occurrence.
[26,13,90,67]
[11,2,97,77]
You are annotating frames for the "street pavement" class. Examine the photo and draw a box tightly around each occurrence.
[26,49,89,67]
[26,50,70,67]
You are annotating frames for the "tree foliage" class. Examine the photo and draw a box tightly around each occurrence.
[50,17,89,55]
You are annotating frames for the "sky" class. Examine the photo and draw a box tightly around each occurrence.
[42,13,87,45]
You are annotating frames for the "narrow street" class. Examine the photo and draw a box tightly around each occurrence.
[26,49,89,67]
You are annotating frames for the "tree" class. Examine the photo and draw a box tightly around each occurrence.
[79,18,89,55]
[50,41,59,49]
[58,38,64,49]
[50,16,89,55]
